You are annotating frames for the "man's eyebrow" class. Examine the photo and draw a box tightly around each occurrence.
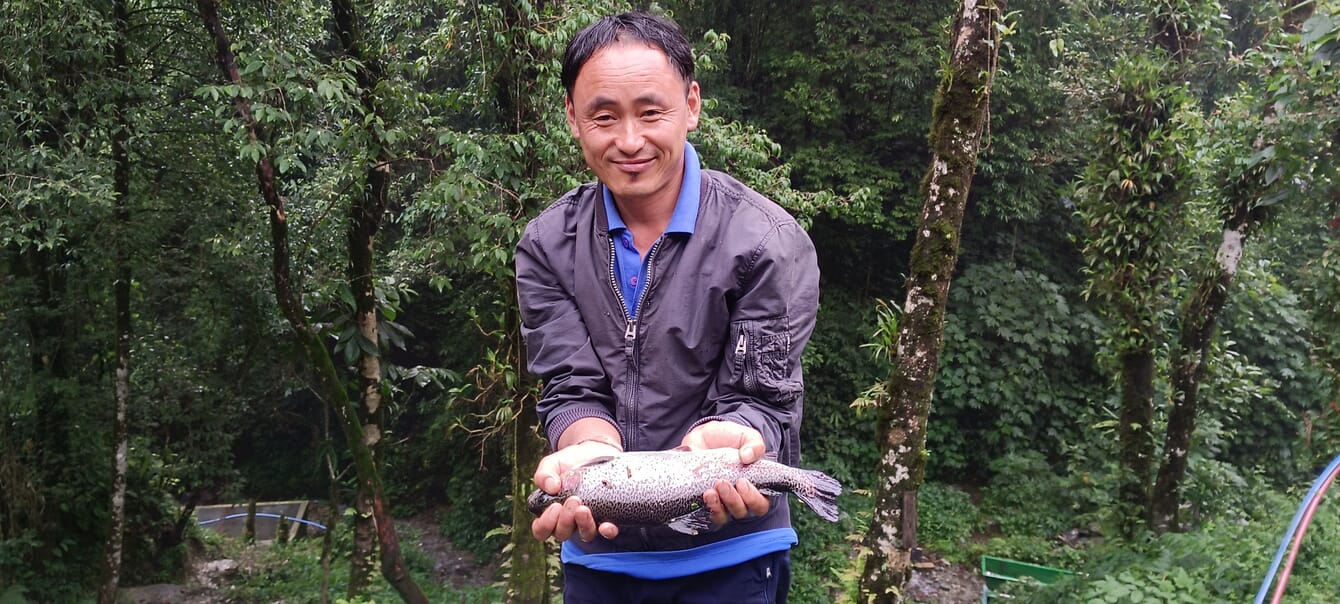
[584,96,618,113]
[582,93,669,114]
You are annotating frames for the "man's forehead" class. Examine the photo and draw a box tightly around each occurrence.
[573,43,680,86]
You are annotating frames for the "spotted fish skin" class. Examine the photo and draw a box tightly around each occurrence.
[527,448,841,535]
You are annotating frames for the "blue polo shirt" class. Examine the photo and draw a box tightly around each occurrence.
[603,142,701,319]
[573,141,798,578]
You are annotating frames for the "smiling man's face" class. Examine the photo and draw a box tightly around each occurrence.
[565,42,701,211]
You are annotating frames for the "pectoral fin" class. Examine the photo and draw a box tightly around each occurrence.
[666,506,714,535]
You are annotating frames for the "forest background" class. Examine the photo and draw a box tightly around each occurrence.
[3,0,1340,602]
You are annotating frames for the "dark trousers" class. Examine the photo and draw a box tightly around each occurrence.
[562,550,791,604]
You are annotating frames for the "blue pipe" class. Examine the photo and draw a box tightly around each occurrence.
[1253,451,1340,604]
[197,512,329,531]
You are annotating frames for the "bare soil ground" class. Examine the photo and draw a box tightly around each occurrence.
[904,551,987,603]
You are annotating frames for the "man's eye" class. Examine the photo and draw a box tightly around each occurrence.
[593,114,615,123]
[641,110,663,119]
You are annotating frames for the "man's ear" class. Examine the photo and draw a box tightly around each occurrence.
[565,95,581,138]
[686,81,702,132]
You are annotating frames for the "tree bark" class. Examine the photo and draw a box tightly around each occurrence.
[495,3,551,600]
[98,2,132,601]
[1150,223,1246,532]
[509,387,550,604]
[858,2,1003,602]
[1117,345,1156,535]
[1147,0,1302,533]
[329,0,393,592]
[195,2,427,602]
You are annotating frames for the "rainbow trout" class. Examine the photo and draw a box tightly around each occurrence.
[527,448,841,535]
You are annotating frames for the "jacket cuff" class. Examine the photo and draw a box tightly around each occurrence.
[688,415,757,439]
[546,406,622,450]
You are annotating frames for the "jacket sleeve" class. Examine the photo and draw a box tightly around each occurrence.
[697,220,819,466]
[515,217,621,450]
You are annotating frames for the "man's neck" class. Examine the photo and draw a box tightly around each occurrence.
[611,173,683,254]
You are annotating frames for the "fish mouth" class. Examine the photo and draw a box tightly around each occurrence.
[527,489,559,515]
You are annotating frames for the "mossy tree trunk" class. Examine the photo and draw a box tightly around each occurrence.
[98,2,131,601]
[496,2,552,601]
[1150,0,1308,532]
[858,2,1004,602]
[329,0,393,592]
[509,353,549,603]
[196,1,427,602]
[1074,4,1205,535]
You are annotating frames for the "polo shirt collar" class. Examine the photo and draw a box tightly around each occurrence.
[603,142,700,236]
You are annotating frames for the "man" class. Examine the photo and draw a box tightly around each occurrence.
[515,10,819,602]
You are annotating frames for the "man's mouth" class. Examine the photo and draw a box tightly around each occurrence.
[613,158,655,174]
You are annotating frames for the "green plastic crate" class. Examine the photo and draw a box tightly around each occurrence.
[980,555,1074,602]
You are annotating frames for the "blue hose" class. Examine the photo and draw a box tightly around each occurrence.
[197,512,329,531]
[1253,451,1340,604]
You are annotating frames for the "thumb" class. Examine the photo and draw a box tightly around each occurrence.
[534,459,561,494]
[739,439,765,465]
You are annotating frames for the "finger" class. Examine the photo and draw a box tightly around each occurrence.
[598,521,620,540]
[702,486,728,525]
[716,479,749,520]
[531,502,561,541]
[738,433,766,465]
[574,505,598,542]
[738,478,770,516]
[554,497,583,542]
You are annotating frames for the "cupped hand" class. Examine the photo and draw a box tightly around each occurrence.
[530,440,621,542]
[681,421,771,524]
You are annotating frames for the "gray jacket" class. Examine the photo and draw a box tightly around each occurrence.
[515,169,819,551]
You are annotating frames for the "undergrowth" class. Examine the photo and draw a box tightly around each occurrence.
[220,515,500,603]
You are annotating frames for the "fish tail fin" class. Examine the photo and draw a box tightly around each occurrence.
[794,469,842,522]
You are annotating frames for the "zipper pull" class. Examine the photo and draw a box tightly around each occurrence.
[625,319,637,342]
[734,332,747,356]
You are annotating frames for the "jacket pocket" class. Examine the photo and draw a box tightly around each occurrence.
[730,318,800,401]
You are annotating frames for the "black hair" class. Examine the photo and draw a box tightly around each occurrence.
[560,11,695,97]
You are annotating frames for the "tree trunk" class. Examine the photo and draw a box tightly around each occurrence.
[98,3,131,601]
[495,3,551,600]
[1149,230,1240,532]
[858,2,1004,602]
[329,0,393,592]
[1148,0,1301,532]
[1117,345,1157,536]
[509,396,550,604]
[196,2,427,602]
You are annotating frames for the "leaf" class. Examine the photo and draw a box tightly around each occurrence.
[1300,12,1335,47]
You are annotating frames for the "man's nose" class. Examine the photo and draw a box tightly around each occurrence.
[615,120,644,153]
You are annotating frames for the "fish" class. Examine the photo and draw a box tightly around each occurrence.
[526,447,842,535]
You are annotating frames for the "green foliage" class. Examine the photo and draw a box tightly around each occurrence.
[1027,482,1340,603]
[669,0,946,236]
[223,527,500,604]
[981,453,1095,541]
[1075,53,1200,351]
[932,264,1103,478]
[802,291,885,490]
[916,483,985,564]
[2,0,1339,599]
[790,491,871,603]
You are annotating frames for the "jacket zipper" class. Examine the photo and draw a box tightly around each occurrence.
[607,236,664,447]
[736,329,756,393]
